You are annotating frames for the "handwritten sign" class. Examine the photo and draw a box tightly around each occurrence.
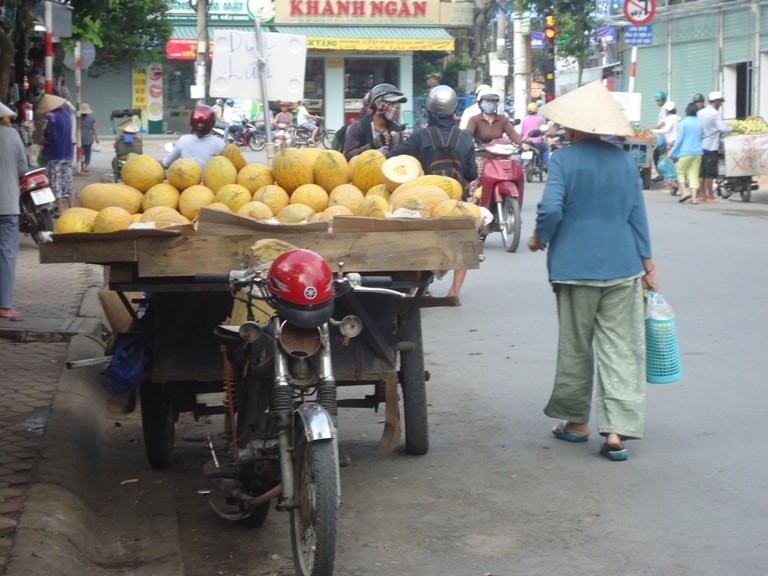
[723,134,768,177]
[210,31,306,101]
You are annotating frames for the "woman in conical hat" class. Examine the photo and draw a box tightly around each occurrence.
[528,81,659,463]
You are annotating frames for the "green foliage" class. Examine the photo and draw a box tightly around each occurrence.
[530,0,597,67]
[413,51,449,95]
[440,57,472,93]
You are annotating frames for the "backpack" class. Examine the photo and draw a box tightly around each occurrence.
[426,126,466,191]
[331,124,347,152]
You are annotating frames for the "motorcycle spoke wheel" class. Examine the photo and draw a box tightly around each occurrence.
[498,196,521,253]
[248,132,265,151]
[321,129,335,149]
[290,435,338,576]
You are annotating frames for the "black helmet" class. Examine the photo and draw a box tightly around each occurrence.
[369,83,407,106]
[692,93,705,103]
[426,85,457,115]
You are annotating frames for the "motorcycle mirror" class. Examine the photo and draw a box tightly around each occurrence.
[528,129,543,138]
[164,142,174,153]
[512,118,521,126]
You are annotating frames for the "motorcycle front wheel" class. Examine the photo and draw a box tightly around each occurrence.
[498,195,521,253]
[248,131,266,151]
[290,434,338,576]
[523,162,534,183]
[321,129,336,149]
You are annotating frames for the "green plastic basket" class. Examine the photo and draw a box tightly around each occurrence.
[645,315,682,384]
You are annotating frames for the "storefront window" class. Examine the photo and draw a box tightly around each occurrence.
[344,58,400,99]
[304,58,325,114]
[163,61,197,134]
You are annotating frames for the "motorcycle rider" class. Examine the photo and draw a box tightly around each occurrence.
[222,98,244,144]
[0,102,28,320]
[459,83,491,129]
[520,102,549,169]
[388,85,478,305]
[162,105,225,170]
[343,83,406,160]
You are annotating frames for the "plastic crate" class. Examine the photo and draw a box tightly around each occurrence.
[645,316,682,384]
[623,140,654,168]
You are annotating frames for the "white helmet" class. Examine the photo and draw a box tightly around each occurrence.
[474,83,491,100]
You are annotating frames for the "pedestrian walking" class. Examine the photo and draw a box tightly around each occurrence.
[669,103,703,204]
[0,102,29,319]
[37,94,74,215]
[79,103,99,173]
[697,91,734,202]
[388,85,478,305]
[527,81,659,462]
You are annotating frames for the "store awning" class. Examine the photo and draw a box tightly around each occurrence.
[272,26,454,52]
[166,26,255,60]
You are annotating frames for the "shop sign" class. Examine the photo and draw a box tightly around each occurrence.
[305,36,454,51]
[165,0,275,24]
[276,0,440,25]
[132,66,148,115]
[132,65,164,124]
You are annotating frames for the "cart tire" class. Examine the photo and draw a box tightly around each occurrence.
[717,178,734,199]
[641,167,652,190]
[240,501,271,528]
[290,435,338,576]
[139,382,175,469]
[498,196,521,253]
[738,178,753,202]
[668,180,679,196]
[399,309,429,455]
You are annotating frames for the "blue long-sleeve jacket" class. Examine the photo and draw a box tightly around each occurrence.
[534,138,652,282]
[669,115,704,158]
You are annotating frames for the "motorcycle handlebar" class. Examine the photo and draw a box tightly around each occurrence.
[194,273,231,285]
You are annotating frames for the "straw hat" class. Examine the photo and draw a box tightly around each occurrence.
[36,94,68,114]
[540,80,633,137]
[119,119,139,134]
[80,103,94,114]
[0,102,16,117]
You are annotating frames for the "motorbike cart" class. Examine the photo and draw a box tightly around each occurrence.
[110,108,144,182]
[622,134,657,190]
[717,132,762,202]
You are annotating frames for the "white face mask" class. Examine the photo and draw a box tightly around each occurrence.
[480,101,498,115]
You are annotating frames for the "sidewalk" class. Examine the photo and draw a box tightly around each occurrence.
[0,169,109,574]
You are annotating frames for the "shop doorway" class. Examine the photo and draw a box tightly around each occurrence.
[343,58,400,123]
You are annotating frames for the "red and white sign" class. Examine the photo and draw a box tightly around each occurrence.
[623,0,656,26]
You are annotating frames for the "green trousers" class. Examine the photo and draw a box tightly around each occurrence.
[543,278,647,439]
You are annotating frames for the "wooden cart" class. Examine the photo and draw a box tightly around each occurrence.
[622,134,658,190]
[40,209,482,465]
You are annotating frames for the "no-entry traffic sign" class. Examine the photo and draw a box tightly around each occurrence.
[624,0,656,26]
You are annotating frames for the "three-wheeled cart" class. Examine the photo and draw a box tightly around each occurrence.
[40,210,482,466]
[110,108,144,182]
[718,132,765,202]
[622,134,657,190]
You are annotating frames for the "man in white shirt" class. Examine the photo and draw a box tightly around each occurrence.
[222,99,243,143]
[697,91,734,202]
[459,83,490,129]
[296,100,320,144]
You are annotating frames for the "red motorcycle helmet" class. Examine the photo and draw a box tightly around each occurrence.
[190,105,215,135]
[267,249,334,328]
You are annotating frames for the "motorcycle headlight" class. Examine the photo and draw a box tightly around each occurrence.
[278,321,322,358]
[238,321,263,343]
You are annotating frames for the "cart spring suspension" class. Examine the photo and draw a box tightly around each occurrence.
[271,381,292,429]
[220,345,240,446]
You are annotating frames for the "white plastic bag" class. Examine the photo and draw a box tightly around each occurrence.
[92,141,102,152]
[646,291,674,320]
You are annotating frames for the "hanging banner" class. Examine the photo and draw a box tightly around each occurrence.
[209,31,306,101]
[146,63,164,124]
[132,66,148,118]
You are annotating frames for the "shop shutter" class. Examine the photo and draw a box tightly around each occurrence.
[722,8,753,64]
[669,13,718,112]
[761,4,768,51]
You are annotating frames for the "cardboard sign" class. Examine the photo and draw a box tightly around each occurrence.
[723,134,768,177]
[210,31,306,102]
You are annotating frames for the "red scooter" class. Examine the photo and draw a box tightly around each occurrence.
[476,139,525,253]
[19,168,56,244]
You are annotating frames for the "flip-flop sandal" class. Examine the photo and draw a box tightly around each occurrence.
[599,442,628,461]
[678,194,691,203]
[552,421,589,442]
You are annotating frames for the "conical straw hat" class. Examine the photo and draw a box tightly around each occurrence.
[36,94,67,114]
[0,102,16,117]
[540,80,633,137]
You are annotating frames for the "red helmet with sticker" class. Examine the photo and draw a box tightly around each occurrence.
[267,249,334,328]
[190,105,215,135]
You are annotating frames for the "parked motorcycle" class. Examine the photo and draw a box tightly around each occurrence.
[19,168,55,244]
[476,139,525,253]
[520,128,547,183]
[213,117,266,151]
[195,249,408,576]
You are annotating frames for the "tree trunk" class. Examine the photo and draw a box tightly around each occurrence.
[0,27,16,103]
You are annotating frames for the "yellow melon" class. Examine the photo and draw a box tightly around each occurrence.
[351,149,386,193]
[120,154,165,192]
[237,201,274,221]
[237,163,274,194]
[313,150,350,193]
[131,213,143,223]
[329,184,365,213]
[215,183,252,213]
[366,183,391,201]
[290,183,329,212]
[222,143,247,171]
[205,202,232,212]
[390,196,431,218]
[93,206,134,233]
[355,195,390,218]
[53,207,99,234]
[140,206,190,227]
[390,185,450,212]
[381,154,423,192]
[78,183,143,214]
[142,182,180,211]
[272,148,314,194]
[314,205,354,222]
[394,174,463,200]
[276,203,315,223]
[299,147,323,166]
[253,184,290,216]
[203,155,238,194]
[167,158,202,191]
[431,199,482,224]
[179,184,215,219]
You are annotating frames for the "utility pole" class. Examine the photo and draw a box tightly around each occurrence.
[491,1,508,99]
[193,0,208,104]
[512,4,528,119]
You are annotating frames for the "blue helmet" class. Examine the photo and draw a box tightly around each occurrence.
[225,98,234,105]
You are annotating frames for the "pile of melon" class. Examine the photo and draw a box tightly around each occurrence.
[54,144,480,234]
